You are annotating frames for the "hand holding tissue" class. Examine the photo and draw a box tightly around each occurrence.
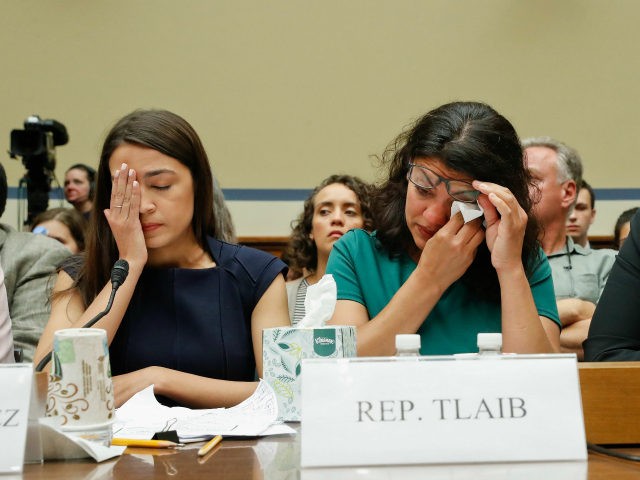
[451,200,484,225]
[263,274,356,421]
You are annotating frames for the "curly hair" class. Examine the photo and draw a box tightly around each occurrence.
[373,101,541,302]
[285,175,374,279]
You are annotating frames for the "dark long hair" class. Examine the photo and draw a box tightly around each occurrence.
[32,207,87,251]
[285,175,374,279]
[374,101,541,301]
[614,207,639,249]
[78,109,218,306]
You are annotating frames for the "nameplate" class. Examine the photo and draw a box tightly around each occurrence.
[301,355,586,467]
[0,364,33,473]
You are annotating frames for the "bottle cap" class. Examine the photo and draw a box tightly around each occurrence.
[396,334,421,351]
[477,333,502,350]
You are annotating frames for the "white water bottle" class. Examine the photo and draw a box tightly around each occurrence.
[395,334,421,356]
[477,333,502,356]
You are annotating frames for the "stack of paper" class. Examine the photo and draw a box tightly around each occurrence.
[114,379,295,443]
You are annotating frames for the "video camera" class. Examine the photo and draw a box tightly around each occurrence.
[9,115,68,225]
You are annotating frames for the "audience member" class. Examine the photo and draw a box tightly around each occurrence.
[613,207,638,250]
[212,176,237,243]
[64,163,96,218]
[0,163,71,362]
[327,101,560,356]
[285,175,373,325]
[0,264,14,363]
[584,209,640,360]
[35,109,289,408]
[32,207,87,254]
[566,180,596,248]
[523,137,616,360]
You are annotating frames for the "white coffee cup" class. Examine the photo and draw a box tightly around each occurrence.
[46,329,114,444]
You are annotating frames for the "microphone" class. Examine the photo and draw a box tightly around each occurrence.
[81,259,130,329]
[35,259,130,372]
[110,259,130,290]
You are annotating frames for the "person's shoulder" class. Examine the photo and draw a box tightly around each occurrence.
[1,225,69,259]
[590,247,617,268]
[60,254,84,280]
[211,237,277,263]
[286,275,306,292]
[527,245,553,277]
[590,247,617,257]
[209,237,285,275]
[337,228,377,249]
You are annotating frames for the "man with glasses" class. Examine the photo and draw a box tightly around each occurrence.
[524,137,615,360]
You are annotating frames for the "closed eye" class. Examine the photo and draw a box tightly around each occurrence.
[414,184,434,197]
[152,185,171,190]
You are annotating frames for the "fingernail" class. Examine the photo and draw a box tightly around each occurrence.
[133,180,139,188]
[129,169,134,177]
[114,170,120,179]
[121,163,127,170]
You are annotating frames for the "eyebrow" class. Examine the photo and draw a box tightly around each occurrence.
[316,201,359,208]
[142,169,177,179]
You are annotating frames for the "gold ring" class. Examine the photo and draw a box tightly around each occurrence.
[114,205,123,208]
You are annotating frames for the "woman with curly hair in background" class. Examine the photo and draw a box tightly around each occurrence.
[284,175,373,325]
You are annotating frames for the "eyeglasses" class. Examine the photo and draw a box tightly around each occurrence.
[407,163,479,203]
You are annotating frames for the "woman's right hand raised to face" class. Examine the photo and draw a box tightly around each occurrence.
[103,163,148,268]
[416,212,484,294]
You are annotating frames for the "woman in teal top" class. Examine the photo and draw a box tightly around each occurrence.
[327,102,561,356]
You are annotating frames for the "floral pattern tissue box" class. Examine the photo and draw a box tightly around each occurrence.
[263,326,357,421]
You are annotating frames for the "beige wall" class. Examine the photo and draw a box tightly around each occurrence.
[1,0,638,235]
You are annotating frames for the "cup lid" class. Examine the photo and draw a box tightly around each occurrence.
[396,334,421,350]
[57,419,115,432]
[54,328,108,338]
[477,333,502,350]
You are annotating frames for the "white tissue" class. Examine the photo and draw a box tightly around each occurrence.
[451,200,484,224]
[296,274,337,328]
[39,417,125,462]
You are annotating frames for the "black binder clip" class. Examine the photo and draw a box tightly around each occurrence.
[152,418,180,443]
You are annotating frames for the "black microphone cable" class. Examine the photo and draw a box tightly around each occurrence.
[34,259,130,372]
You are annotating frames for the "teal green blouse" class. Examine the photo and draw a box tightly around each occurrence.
[327,229,560,355]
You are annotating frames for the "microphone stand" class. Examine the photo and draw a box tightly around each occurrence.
[34,260,129,373]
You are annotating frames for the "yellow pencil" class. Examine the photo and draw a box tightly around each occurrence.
[197,435,223,457]
[111,438,184,448]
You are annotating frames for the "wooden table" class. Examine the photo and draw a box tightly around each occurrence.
[21,362,640,478]
[21,431,640,479]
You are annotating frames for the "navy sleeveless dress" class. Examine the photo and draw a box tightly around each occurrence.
[65,237,287,405]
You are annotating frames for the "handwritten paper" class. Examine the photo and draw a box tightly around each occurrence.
[114,379,295,443]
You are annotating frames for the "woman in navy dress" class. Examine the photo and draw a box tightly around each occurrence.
[35,109,290,408]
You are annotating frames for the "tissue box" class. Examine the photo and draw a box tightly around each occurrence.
[263,326,357,421]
